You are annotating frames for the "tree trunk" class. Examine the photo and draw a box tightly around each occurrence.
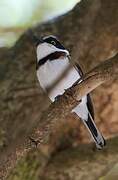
[0,0,118,179]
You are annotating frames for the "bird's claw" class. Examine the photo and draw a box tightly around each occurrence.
[55,95,62,101]
[29,136,39,148]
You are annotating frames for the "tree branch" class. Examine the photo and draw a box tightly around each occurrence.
[8,136,118,180]
[0,0,118,179]
[1,53,118,179]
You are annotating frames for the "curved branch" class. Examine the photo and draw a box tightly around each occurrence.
[73,53,118,100]
[0,0,118,179]
[34,53,118,148]
[1,53,118,179]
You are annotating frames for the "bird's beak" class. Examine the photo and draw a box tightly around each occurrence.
[32,35,43,46]
[28,29,44,46]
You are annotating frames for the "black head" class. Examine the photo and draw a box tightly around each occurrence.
[35,35,69,69]
[43,35,66,50]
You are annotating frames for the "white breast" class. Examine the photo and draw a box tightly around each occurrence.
[37,57,88,121]
[37,57,80,101]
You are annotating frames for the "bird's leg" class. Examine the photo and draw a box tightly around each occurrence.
[29,136,40,148]
[55,95,62,101]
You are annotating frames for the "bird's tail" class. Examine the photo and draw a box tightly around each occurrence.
[83,112,106,149]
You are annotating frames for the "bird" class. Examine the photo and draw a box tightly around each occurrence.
[34,35,106,149]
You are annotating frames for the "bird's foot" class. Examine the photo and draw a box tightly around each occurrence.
[55,95,62,101]
[29,136,40,148]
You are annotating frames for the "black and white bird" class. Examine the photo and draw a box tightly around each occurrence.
[34,35,106,149]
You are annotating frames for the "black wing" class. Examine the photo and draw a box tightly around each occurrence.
[74,63,83,77]
[87,94,94,120]
[75,63,106,149]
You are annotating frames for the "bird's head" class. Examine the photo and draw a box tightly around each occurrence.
[33,35,69,69]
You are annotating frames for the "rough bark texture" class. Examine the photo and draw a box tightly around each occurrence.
[0,0,118,179]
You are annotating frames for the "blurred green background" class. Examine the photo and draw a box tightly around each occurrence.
[0,0,80,47]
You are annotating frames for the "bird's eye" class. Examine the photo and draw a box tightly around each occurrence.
[51,40,56,45]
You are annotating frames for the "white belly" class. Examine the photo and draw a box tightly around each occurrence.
[37,58,88,120]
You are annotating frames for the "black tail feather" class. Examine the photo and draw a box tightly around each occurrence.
[83,113,106,149]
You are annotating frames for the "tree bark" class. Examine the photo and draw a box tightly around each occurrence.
[0,0,118,179]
